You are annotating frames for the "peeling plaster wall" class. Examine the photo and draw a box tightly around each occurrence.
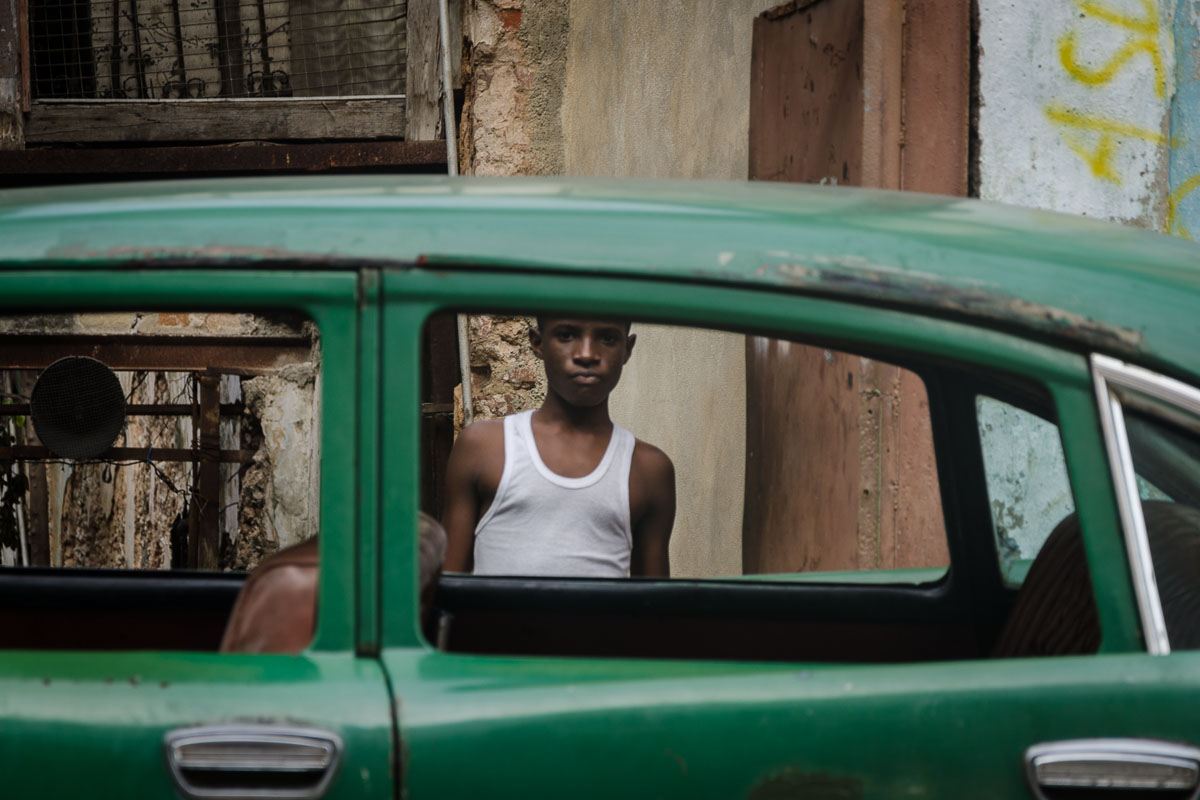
[977,0,1191,554]
[457,1,566,429]
[461,0,567,176]
[240,362,321,553]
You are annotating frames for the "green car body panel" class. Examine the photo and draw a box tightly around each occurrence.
[0,176,1197,799]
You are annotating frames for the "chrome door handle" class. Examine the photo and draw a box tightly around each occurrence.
[1026,739,1200,798]
[164,724,343,800]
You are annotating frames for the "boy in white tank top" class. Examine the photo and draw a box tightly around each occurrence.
[442,317,676,577]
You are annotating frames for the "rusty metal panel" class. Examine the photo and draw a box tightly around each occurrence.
[196,375,221,569]
[420,312,459,517]
[900,0,970,195]
[0,141,447,185]
[742,339,860,574]
[0,335,311,374]
[746,0,867,575]
[745,0,949,576]
[0,444,253,462]
[748,0,863,186]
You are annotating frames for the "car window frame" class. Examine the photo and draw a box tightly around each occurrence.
[972,391,1077,588]
[1091,353,1200,655]
[0,265,366,655]
[381,266,1136,660]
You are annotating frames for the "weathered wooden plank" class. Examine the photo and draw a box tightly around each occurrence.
[196,375,221,569]
[901,0,970,196]
[25,98,407,143]
[0,0,24,146]
[405,0,458,141]
[0,140,447,182]
[406,0,441,140]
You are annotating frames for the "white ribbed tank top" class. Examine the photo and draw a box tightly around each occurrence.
[473,410,636,577]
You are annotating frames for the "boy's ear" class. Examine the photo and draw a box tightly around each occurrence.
[623,332,637,364]
[529,323,544,359]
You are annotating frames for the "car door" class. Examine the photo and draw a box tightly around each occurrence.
[380,266,1197,800]
[0,266,394,800]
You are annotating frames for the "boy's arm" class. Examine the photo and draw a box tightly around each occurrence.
[441,423,490,573]
[629,442,676,577]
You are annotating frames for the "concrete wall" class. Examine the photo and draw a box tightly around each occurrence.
[978,0,1174,226]
[458,0,773,576]
[607,324,745,579]
[977,0,1197,554]
[561,1,776,180]
[557,1,776,578]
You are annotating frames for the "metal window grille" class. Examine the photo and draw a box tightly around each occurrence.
[30,0,407,100]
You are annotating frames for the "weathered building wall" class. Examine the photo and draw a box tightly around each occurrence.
[979,0,1173,225]
[458,0,773,577]
[460,0,566,175]
[454,0,566,435]
[977,0,1198,555]
[1169,0,1200,236]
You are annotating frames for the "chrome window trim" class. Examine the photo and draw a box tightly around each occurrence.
[1091,353,1172,655]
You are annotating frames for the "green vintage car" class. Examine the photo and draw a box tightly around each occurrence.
[1,176,1200,800]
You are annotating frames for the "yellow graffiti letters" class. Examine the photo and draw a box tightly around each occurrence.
[1167,173,1200,239]
[1059,0,1165,97]
[1075,0,1157,35]
[1044,105,1165,182]
[1059,32,1165,98]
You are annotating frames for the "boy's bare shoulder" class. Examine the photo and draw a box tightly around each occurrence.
[453,418,505,452]
[631,438,675,480]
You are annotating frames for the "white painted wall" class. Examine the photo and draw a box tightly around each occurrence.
[978,0,1174,226]
[977,0,1177,550]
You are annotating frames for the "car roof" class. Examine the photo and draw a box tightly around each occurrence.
[1,175,1198,380]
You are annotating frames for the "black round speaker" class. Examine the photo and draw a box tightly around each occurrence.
[30,356,126,460]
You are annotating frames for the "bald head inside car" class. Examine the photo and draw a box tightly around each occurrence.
[220,513,447,654]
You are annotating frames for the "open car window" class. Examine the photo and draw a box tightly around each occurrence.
[0,311,321,653]
[976,395,1076,587]
[1121,398,1200,651]
[423,314,950,586]
[418,310,1108,664]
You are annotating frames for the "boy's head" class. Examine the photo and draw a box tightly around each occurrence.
[530,316,636,408]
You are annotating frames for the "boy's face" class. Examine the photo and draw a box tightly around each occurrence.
[531,318,636,408]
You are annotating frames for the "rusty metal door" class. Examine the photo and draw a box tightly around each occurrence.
[744,0,969,575]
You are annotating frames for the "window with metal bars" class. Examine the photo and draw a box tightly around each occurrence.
[29,0,406,100]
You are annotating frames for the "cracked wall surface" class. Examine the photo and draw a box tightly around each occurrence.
[457,0,567,427]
